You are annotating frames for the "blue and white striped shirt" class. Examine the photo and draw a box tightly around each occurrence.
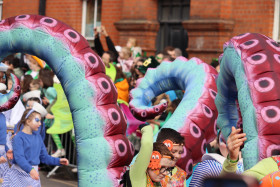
[189,159,243,187]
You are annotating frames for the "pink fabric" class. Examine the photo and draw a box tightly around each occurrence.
[119,103,145,135]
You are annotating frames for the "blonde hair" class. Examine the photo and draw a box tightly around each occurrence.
[122,47,132,58]
[127,37,137,47]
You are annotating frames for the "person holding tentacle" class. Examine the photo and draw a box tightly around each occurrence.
[221,126,278,181]
[2,103,68,187]
[221,126,280,186]
[120,124,174,187]
[189,129,243,187]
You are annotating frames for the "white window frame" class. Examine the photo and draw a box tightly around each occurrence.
[0,1,3,21]
[81,0,100,41]
[273,0,280,42]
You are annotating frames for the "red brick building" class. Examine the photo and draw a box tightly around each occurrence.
[1,0,278,63]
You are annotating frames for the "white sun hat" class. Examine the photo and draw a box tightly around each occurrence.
[0,83,7,91]
[23,90,42,104]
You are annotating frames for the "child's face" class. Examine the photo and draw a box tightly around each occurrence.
[171,145,184,164]
[119,48,130,59]
[26,55,40,71]
[119,49,125,59]
[0,72,6,84]
[7,79,12,90]
[28,61,40,71]
[102,53,110,67]
[29,83,40,91]
[156,54,163,63]
[147,158,173,182]
[26,100,35,109]
[27,113,41,131]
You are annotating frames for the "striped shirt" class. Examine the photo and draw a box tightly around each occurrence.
[189,159,243,187]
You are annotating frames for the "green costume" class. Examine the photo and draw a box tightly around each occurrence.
[105,63,116,82]
[129,125,154,186]
[221,157,278,181]
[46,83,74,134]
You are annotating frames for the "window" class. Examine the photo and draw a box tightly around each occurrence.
[0,1,3,20]
[81,0,102,42]
[273,0,280,42]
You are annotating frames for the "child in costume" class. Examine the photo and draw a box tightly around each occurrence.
[46,76,74,157]
[39,70,65,157]
[18,90,46,140]
[29,79,41,91]
[156,128,187,187]
[2,104,69,187]
[120,124,174,187]
[115,64,129,103]
[189,129,243,187]
[118,47,134,77]
[0,112,9,185]
[25,54,45,79]
[24,55,44,79]
[126,37,142,58]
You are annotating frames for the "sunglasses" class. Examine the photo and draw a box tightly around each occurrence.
[34,117,41,123]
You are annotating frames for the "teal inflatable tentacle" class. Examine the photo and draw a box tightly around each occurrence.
[130,57,218,177]
[0,15,133,186]
[0,73,21,112]
[217,33,280,170]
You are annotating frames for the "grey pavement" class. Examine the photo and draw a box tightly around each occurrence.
[40,166,78,187]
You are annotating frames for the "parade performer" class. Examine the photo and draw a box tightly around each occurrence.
[0,112,9,184]
[46,76,74,157]
[2,103,69,187]
[190,130,243,187]
[120,124,174,187]
[156,128,187,187]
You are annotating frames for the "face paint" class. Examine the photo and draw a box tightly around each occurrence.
[34,117,40,123]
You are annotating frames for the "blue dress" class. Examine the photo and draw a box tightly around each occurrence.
[2,131,60,187]
[0,113,9,180]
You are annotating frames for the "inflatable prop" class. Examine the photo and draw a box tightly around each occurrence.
[118,102,145,136]
[0,74,21,112]
[0,15,133,186]
[216,33,280,170]
[129,57,218,177]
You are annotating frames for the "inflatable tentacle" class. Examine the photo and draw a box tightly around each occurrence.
[0,15,133,186]
[0,73,21,112]
[129,57,218,177]
[216,33,280,170]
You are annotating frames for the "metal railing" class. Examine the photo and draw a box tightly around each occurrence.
[46,129,77,177]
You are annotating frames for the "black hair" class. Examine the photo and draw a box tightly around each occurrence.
[156,128,185,145]
[26,97,41,106]
[12,58,20,68]
[104,50,117,63]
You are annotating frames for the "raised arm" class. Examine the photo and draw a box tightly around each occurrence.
[92,27,104,57]
[221,126,246,175]
[129,125,153,183]
[102,26,119,60]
